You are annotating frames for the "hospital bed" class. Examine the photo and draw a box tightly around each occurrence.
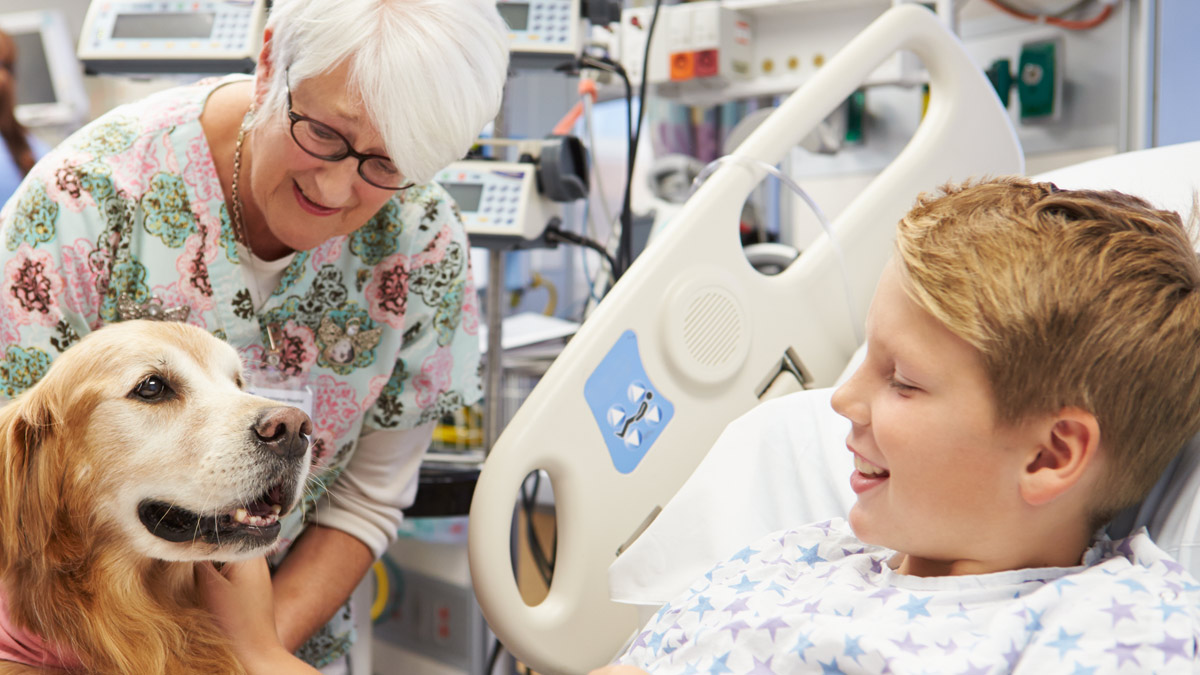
[468,6,1022,673]
[465,5,1200,674]
[599,135,1200,643]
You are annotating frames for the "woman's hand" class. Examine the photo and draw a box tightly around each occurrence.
[197,558,321,675]
[588,666,650,675]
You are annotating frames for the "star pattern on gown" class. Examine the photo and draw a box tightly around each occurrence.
[688,595,714,621]
[1100,597,1137,626]
[898,594,932,619]
[1046,628,1082,659]
[615,520,1200,675]
[1153,633,1192,662]
[730,575,759,594]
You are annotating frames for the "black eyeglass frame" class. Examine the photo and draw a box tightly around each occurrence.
[285,81,412,191]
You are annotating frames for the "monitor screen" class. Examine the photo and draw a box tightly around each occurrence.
[0,10,88,128]
[111,12,216,40]
[498,3,530,31]
[446,183,485,212]
[12,30,56,106]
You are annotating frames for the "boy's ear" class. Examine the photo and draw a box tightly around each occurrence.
[1019,407,1101,506]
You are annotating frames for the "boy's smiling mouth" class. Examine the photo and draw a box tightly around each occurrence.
[854,455,889,477]
[850,451,890,494]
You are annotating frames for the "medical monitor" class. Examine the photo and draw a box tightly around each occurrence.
[0,10,88,129]
[76,0,267,75]
[498,0,583,63]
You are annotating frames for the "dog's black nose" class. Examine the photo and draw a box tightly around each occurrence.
[253,407,313,460]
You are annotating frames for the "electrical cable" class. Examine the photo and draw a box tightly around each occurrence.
[544,218,619,279]
[521,471,555,586]
[486,638,502,675]
[980,0,1116,30]
[564,52,633,289]
[615,0,664,279]
[576,200,606,309]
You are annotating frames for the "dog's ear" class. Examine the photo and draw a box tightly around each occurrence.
[0,390,62,564]
[1,394,53,472]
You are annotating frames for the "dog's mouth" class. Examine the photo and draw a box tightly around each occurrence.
[137,481,293,546]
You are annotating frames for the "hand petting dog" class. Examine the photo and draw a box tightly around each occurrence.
[198,559,320,675]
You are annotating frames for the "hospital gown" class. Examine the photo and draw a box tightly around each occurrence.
[616,519,1200,673]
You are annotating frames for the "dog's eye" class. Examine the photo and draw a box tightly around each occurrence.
[133,376,170,401]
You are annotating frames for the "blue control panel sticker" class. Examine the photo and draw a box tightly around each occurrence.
[584,330,674,474]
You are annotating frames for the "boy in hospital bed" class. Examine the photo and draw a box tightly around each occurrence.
[598,178,1200,674]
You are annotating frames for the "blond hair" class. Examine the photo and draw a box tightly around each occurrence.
[896,177,1200,522]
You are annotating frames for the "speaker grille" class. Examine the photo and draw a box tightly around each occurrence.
[683,291,741,367]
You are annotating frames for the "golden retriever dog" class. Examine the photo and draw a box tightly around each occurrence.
[0,320,313,674]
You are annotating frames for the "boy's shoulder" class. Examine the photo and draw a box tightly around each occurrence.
[1077,527,1199,590]
[1022,530,1200,668]
[1068,528,1200,605]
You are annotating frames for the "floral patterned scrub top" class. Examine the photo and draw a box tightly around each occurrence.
[0,75,483,666]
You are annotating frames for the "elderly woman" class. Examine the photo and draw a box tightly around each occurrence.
[0,0,508,670]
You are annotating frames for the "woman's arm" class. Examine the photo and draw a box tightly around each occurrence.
[270,422,435,649]
[269,524,375,652]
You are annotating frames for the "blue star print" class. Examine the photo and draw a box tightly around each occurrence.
[729,546,758,564]
[730,575,759,594]
[646,631,664,654]
[797,543,826,567]
[1046,628,1082,659]
[818,658,845,674]
[614,520,1200,675]
[1156,599,1186,621]
[790,632,815,662]
[898,594,932,619]
[843,635,865,663]
[1024,607,1045,632]
[708,652,733,675]
[688,595,714,621]
[1117,578,1148,594]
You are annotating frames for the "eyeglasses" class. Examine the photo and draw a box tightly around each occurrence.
[285,80,412,191]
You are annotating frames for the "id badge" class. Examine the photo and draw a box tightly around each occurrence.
[244,361,315,420]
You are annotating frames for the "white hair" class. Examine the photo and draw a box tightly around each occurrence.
[256,0,510,185]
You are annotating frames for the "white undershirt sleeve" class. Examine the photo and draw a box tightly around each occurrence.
[308,422,436,558]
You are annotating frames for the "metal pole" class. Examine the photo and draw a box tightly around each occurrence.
[484,248,505,455]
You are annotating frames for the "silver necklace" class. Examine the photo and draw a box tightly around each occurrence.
[228,106,282,367]
[229,106,253,249]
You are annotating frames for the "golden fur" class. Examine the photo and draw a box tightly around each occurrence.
[0,321,313,674]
